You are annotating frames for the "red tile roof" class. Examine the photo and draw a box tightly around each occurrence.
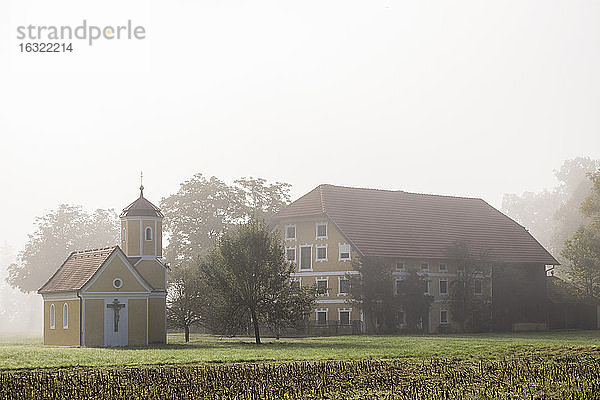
[275,185,558,265]
[38,247,117,293]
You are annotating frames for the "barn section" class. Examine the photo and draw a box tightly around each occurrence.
[546,275,598,330]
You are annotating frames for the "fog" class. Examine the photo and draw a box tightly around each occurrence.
[1,0,600,334]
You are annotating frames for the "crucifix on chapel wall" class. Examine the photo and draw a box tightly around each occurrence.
[107,299,125,332]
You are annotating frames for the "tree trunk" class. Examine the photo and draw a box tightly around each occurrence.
[251,309,261,344]
[184,325,190,343]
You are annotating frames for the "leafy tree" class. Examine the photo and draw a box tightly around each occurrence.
[7,205,119,292]
[395,269,434,332]
[160,174,291,271]
[445,242,492,332]
[502,157,599,259]
[198,218,314,344]
[348,257,432,333]
[581,171,600,218]
[561,219,600,299]
[166,265,207,342]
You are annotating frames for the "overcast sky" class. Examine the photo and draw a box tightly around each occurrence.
[1,0,599,254]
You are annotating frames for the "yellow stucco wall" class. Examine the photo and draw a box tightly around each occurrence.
[128,299,147,346]
[148,297,165,344]
[127,220,140,256]
[135,260,165,290]
[86,255,147,292]
[142,220,155,256]
[44,299,80,346]
[84,299,104,346]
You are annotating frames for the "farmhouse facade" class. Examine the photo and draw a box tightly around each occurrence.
[273,184,558,333]
[38,185,167,346]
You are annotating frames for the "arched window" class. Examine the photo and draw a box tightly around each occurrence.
[49,304,55,329]
[145,227,153,241]
[63,303,69,329]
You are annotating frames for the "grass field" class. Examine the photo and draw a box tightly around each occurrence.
[1,330,600,370]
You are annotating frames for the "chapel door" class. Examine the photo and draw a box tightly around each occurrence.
[104,298,128,346]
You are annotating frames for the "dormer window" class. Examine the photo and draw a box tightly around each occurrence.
[145,227,153,241]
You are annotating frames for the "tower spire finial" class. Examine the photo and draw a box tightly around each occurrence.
[139,171,144,197]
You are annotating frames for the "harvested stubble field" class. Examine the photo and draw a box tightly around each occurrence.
[2,332,600,399]
[2,348,600,399]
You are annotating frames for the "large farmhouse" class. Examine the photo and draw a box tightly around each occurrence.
[273,184,558,333]
[38,185,167,346]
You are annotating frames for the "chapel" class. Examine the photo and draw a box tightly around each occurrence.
[38,183,167,346]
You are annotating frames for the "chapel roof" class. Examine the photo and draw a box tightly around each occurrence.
[273,184,558,265]
[38,247,117,293]
[120,185,163,218]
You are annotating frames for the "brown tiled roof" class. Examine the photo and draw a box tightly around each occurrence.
[120,191,163,218]
[38,247,117,293]
[275,184,558,265]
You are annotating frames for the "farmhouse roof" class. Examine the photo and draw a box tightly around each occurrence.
[274,184,558,265]
[38,247,117,293]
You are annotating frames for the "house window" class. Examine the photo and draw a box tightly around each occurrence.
[339,278,350,294]
[474,279,483,295]
[439,263,447,272]
[397,310,406,326]
[424,280,430,295]
[316,245,327,261]
[439,279,448,296]
[395,279,403,295]
[286,247,296,263]
[145,227,153,241]
[339,310,350,325]
[291,279,301,290]
[316,309,327,325]
[316,279,328,296]
[285,225,296,240]
[299,246,312,270]
[63,303,69,329]
[339,244,351,261]
[316,223,327,239]
[396,262,405,271]
[421,263,429,272]
[440,310,449,324]
[49,304,55,329]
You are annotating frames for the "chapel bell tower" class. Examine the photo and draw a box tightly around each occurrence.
[120,174,163,259]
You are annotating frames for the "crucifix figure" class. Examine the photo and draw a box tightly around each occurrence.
[107,299,125,332]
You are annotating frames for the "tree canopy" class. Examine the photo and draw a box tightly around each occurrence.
[160,174,291,271]
[6,205,119,293]
[197,218,314,344]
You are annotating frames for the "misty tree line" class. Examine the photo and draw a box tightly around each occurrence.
[3,157,600,336]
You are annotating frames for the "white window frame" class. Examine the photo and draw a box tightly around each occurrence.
[439,263,447,272]
[395,278,404,295]
[316,277,329,296]
[439,279,448,296]
[299,245,312,271]
[424,280,430,295]
[315,222,328,239]
[396,262,405,271]
[397,310,407,327]
[440,309,449,325]
[338,277,350,296]
[474,279,483,295]
[63,303,69,329]
[49,303,55,330]
[338,308,351,325]
[315,308,328,325]
[285,246,297,263]
[113,278,123,289]
[316,244,328,262]
[145,227,153,241]
[338,243,351,261]
[421,263,429,272]
[285,224,296,241]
